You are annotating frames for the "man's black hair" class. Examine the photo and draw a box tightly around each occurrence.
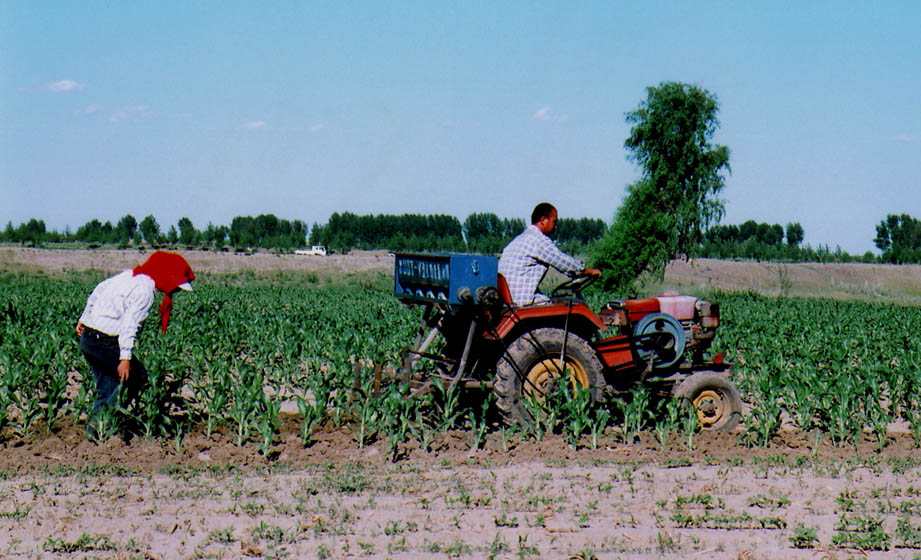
[531,202,556,224]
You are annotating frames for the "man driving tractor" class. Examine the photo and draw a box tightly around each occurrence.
[498,202,601,305]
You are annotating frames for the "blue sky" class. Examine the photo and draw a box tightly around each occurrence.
[1,1,918,254]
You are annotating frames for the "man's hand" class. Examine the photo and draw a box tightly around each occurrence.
[582,268,602,277]
[75,323,84,336]
[117,359,131,382]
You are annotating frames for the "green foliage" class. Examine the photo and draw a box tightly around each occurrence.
[2,218,50,245]
[594,81,730,293]
[790,523,819,548]
[786,222,805,246]
[463,212,525,255]
[716,292,921,448]
[875,213,921,263]
[309,212,466,253]
[230,214,308,250]
[832,514,890,550]
[593,180,675,293]
[3,272,921,454]
[3,209,607,255]
[700,220,876,263]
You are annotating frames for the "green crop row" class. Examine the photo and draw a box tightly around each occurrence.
[715,292,921,447]
[0,274,419,452]
[1,273,920,452]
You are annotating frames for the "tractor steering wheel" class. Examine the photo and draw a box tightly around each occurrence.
[550,273,598,299]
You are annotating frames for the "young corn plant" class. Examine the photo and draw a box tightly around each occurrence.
[787,366,820,432]
[466,395,491,451]
[202,363,233,437]
[743,375,781,447]
[824,376,864,448]
[41,355,71,432]
[0,384,11,437]
[588,407,610,450]
[88,400,123,443]
[133,362,172,439]
[555,380,593,450]
[679,400,699,450]
[865,378,891,451]
[296,380,330,447]
[521,392,558,442]
[903,385,921,448]
[408,409,436,452]
[257,392,281,456]
[355,389,382,449]
[614,386,650,444]
[376,382,421,459]
[227,361,264,446]
[7,361,42,438]
[431,377,464,431]
[653,397,686,450]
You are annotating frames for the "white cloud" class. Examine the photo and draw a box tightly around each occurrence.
[109,105,150,122]
[80,105,102,115]
[892,133,920,143]
[310,123,327,133]
[46,80,86,92]
[531,106,568,122]
[243,121,267,129]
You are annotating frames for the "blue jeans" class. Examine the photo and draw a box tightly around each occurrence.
[79,327,148,416]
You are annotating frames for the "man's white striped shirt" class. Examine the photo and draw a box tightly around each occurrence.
[78,270,156,360]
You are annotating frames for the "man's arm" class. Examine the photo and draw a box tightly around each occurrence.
[531,234,585,275]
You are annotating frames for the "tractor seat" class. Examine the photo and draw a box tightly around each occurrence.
[496,273,513,305]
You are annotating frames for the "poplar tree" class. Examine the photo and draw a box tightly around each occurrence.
[594,82,730,292]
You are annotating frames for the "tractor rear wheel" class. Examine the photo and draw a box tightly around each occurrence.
[672,372,742,432]
[494,328,604,426]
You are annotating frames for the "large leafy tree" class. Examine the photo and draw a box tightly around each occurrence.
[874,213,921,263]
[117,214,137,243]
[177,217,197,246]
[139,215,160,244]
[594,82,730,292]
[786,222,805,246]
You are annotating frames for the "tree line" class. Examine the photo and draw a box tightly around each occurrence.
[2,210,910,265]
[1,212,606,255]
[696,220,874,263]
[307,211,606,254]
[1,214,309,251]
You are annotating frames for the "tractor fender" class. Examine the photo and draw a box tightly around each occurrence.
[491,302,606,342]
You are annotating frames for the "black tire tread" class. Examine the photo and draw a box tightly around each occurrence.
[493,327,603,426]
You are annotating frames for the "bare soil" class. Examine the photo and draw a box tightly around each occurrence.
[663,258,921,303]
[4,247,921,558]
[0,246,394,279]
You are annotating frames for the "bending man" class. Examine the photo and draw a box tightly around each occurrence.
[76,251,195,440]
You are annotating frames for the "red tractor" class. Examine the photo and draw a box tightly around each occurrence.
[392,253,742,432]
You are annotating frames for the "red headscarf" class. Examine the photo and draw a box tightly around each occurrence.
[133,251,196,333]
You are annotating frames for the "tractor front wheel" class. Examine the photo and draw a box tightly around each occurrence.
[672,372,742,432]
[494,328,604,426]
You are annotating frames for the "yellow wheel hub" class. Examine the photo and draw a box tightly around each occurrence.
[523,357,589,402]
[693,389,727,429]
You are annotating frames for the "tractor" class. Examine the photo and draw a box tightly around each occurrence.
[390,252,742,432]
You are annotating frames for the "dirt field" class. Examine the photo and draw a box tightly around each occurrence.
[0,247,394,279]
[4,247,921,558]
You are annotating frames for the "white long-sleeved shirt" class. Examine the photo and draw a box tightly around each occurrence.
[78,270,156,360]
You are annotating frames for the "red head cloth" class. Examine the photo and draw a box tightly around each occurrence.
[133,251,196,333]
